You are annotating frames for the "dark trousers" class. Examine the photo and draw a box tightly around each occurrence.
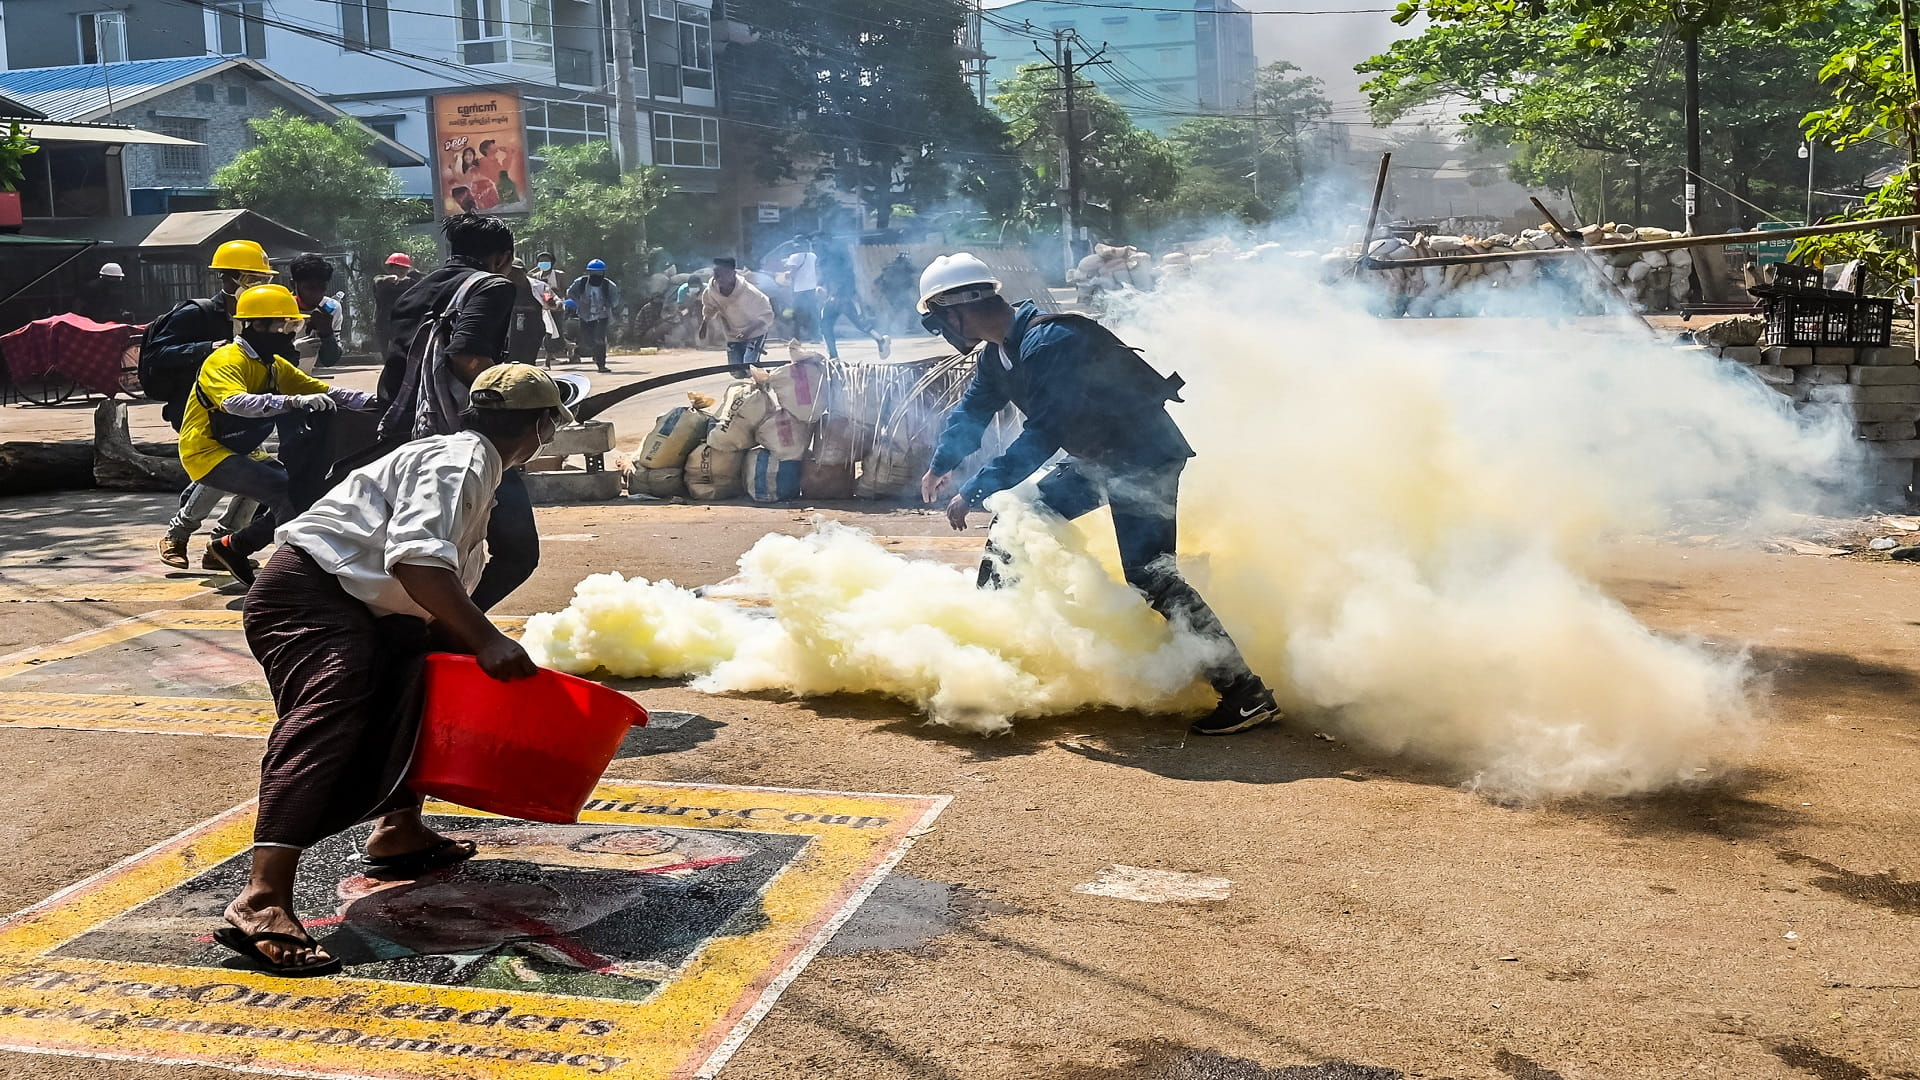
[574,317,609,369]
[982,459,1252,692]
[471,467,537,612]
[245,545,430,847]
[822,297,880,360]
[202,453,295,558]
[792,288,822,341]
[727,335,767,377]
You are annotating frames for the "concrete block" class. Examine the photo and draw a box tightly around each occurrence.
[1815,346,1860,366]
[1861,458,1918,489]
[1869,441,1920,459]
[1845,403,1920,423]
[542,420,616,458]
[1716,345,1763,365]
[1763,346,1814,366]
[1863,483,1915,510]
[1809,384,1920,405]
[1851,364,1920,385]
[524,469,623,504]
[1749,365,1793,385]
[1793,365,1849,385]
[1858,345,1918,366]
[1859,422,1919,441]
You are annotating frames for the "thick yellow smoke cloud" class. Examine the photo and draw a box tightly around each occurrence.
[527,266,1854,799]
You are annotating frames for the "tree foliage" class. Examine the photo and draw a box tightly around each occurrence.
[525,143,670,280]
[1361,4,1884,228]
[0,121,39,192]
[1154,61,1332,228]
[214,111,414,259]
[993,63,1179,236]
[722,0,1016,228]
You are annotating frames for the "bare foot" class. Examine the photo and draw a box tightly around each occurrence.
[223,897,330,968]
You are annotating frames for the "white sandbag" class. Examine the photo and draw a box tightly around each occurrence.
[741,447,802,503]
[1667,248,1694,268]
[685,445,745,500]
[756,409,810,462]
[634,406,711,470]
[1635,227,1676,242]
[768,353,828,422]
[1627,261,1653,282]
[706,382,774,451]
[625,465,685,498]
[1640,249,1668,269]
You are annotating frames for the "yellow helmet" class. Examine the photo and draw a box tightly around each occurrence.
[233,284,305,320]
[210,239,272,274]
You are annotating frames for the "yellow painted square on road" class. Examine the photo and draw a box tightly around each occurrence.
[0,781,947,1079]
[0,612,528,738]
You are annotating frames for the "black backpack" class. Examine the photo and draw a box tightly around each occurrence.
[1027,312,1185,408]
[136,298,221,403]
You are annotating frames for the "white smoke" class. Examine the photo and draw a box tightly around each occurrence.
[526,261,1857,800]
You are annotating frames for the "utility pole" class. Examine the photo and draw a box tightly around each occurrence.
[609,0,641,172]
[1683,32,1701,235]
[1035,32,1106,275]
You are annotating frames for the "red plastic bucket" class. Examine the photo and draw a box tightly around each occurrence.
[407,653,648,824]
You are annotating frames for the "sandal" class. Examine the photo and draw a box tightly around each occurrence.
[359,837,477,877]
[213,926,342,977]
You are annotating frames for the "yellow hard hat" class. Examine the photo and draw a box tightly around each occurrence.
[233,284,305,320]
[210,239,273,274]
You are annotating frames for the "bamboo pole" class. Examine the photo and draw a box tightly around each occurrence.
[1360,213,1920,271]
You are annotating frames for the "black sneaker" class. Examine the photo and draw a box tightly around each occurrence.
[205,537,257,588]
[1191,678,1281,736]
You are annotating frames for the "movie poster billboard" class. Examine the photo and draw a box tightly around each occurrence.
[430,89,532,217]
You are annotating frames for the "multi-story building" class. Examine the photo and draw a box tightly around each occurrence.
[978,0,1258,134]
[0,0,726,200]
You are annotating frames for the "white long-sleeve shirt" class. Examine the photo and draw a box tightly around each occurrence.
[701,278,775,341]
[278,431,502,618]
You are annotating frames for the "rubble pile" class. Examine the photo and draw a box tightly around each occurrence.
[1359,224,1694,316]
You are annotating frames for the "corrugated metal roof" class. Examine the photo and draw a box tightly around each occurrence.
[0,57,229,121]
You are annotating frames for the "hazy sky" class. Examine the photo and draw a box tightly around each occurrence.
[1251,9,1414,111]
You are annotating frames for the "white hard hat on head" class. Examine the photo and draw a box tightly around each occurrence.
[99,262,125,279]
[917,252,1001,314]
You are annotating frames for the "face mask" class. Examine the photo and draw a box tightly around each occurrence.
[537,261,552,272]
[589,273,605,283]
[536,414,560,449]
[241,327,297,360]
[923,309,972,353]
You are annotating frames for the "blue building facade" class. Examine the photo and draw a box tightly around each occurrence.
[980,0,1258,134]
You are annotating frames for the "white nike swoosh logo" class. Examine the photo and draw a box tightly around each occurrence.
[1239,704,1268,718]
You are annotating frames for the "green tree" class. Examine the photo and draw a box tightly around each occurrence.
[1155,61,1333,228]
[524,143,670,280]
[993,63,1180,238]
[214,111,416,261]
[721,0,1016,229]
[0,122,39,192]
[1792,3,1920,286]
[1362,5,1877,227]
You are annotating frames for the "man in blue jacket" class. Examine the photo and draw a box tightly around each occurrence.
[566,259,620,373]
[917,253,1279,736]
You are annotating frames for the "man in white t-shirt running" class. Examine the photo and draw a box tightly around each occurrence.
[784,236,821,342]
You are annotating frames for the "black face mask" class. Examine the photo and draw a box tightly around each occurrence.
[589,274,605,284]
[923,309,973,353]
[241,328,297,362]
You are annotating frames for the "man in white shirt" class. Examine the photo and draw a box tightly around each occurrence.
[784,236,822,342]
[701,256,776,375]
[216,363,567,977]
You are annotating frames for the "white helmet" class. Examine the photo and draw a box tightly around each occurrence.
[917,252,1001,314]
[99,262,125,279]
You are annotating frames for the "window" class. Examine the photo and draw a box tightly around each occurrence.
[678,5,711,90]
[1154,11,1180,19]
[364,117,400,141]
[228,84,248,104]
[213,3,267,59]
[460,0,552,66]
[1100,15,1128,24]
[77,11,127,64]
[524,97,609,156]
[651,111,716,168]
[340,0,391,50]
[153,117,210,174]
[195,83,217,103]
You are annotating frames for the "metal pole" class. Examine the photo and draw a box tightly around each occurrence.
[1062,38,1081,264]
[609,0,641,172]
[1361,152,1391,243]
[1902,0,1920,334]
[1805,143,1814,225]
[1684,33,1701,234]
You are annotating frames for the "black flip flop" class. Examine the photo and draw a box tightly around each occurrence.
[213,926,342,978]
[359,837,477,878]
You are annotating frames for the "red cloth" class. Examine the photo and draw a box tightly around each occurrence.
[0,314,146,396]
